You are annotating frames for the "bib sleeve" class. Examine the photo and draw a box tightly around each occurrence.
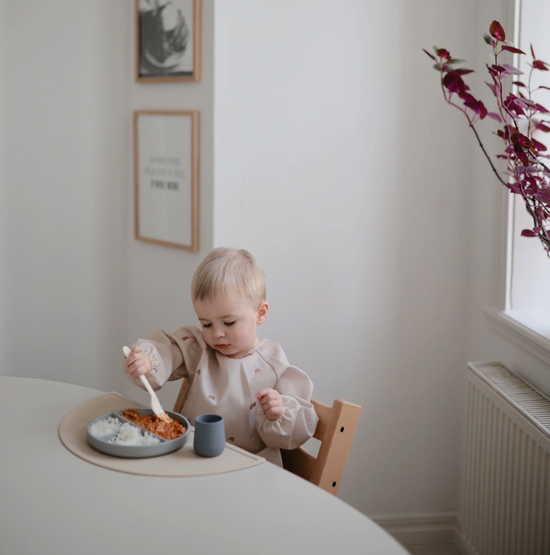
[124,326,205,391]
[255,345,319,450]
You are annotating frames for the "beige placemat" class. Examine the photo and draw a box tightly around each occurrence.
[58,391,264,477]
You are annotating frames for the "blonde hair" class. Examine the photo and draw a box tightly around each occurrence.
[191,248,266,305]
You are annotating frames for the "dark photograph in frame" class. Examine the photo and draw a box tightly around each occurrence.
[135,0,201,82]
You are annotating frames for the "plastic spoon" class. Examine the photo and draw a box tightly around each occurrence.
[123,346,171,423]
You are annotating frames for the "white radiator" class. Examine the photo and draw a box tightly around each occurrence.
[463,362,550,555]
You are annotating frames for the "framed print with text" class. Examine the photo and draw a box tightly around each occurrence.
[135,0,201,82]
[133,110,199,251]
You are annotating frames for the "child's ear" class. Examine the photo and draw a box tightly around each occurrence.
[257,301,269,324]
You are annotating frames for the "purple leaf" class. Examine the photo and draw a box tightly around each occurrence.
[536,207,547,221]
[448,68,474,76]
[535,189,550,204]
[458,91,487,118]
[504,94,526,116]
[443,72,467,94]
[532,138,548,152]
[523,176,540,193]
[501,45,526,55]
[518,165,540,174]
[489,21,506,42]
[423,48,437,61]
[521,229,539,237]
[484,32,495,46]
[513,81,527,88]
[535,190,550,204]
[459,92,476,102]
[485,81,498,96]
[464,98,488,119]
[533,60,550,70]
[535,121,550,132]
[487,112,503,122]
[536,189,550,204]
[535,103,550,114]
[500,63,523,75]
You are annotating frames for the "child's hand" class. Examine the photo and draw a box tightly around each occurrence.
[126,346,152,378]
[256,388,284,421]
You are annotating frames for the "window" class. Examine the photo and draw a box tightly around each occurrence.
[486,0,550,362]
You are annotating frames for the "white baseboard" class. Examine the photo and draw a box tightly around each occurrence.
[371,513,471,554]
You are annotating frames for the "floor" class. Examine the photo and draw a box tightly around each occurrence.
[405,545,461,555]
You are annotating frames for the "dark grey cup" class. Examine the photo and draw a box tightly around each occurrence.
[193,414,225,457]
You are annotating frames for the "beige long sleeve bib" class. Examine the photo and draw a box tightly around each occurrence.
[125,326,319,454]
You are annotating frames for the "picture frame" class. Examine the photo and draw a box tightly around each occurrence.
[133,110,200,251]
[135,0,201,83]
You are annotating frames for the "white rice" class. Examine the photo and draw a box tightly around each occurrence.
[90,416,122,437]
[90,417,161,446]
[109,422,161,446]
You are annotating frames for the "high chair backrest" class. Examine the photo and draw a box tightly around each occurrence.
[173,377,190,414]
[281,398,361,496]
[173,379,361,496]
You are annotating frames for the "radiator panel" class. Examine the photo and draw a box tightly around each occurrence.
[464,362,550,555]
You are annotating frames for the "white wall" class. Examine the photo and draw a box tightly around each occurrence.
[1,1,130,392]
[0,0,6,367]
[213,0,478,516]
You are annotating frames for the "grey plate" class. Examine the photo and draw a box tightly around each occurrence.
[87,409,190,459]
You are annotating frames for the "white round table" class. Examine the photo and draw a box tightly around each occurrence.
[0,377,410,555]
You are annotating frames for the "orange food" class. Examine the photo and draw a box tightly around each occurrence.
[121,409,186,440]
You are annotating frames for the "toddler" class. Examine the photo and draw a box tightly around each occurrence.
[125,247,319,458]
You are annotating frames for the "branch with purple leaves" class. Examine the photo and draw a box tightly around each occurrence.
[424,21,550,256]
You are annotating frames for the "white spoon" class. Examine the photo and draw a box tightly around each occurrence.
[123,346,171,423]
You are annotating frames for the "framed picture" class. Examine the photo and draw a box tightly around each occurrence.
[135,0,201,82]
[133,110,200,251]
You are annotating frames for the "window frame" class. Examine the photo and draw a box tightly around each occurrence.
[484,0,550,365]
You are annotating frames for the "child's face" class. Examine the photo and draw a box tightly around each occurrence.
[193,294,268,359]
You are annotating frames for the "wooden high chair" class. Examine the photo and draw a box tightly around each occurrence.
[281,398,361,496]
[173,378,190,414]
[173,379,361,496]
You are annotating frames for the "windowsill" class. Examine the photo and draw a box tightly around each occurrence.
[483,304,550,366]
